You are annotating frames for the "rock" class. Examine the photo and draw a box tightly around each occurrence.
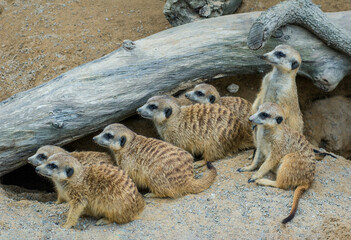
[226,83,239,93]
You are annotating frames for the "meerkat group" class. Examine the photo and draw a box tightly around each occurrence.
[27,44,336,228]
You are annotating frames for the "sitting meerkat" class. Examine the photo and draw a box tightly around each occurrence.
[93,123,217,198]
[36,152,145,228]
[137,95,253,168]
[185,83,252,124]
[239,102,315,223]
[28,145,113,204]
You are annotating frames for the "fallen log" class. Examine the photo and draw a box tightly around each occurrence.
[1,11,351,176]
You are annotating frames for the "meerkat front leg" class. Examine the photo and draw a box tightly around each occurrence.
[62,200,86,229]
[249,155,279,182]
[55,194,65,204]
[237,148,264,172]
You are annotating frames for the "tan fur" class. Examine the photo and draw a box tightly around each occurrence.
[35,153,145,228]
[137,95,253,168]
[93,123,217,198]
[303,96,351,158]
[252,45,303,134]
[28,145,113,204]
[185,83,253,134]
[239,102,315,223]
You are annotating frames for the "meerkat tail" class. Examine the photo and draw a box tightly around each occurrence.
[313,149,337,160]
[187,162,217,194]
[282,185,308,224]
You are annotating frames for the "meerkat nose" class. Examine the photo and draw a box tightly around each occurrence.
[35,167,40,173]
[92,136,98,142]
[257,55,266,60]
[136,107,141,113]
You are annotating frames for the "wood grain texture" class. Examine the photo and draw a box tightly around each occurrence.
[1,11,351,176]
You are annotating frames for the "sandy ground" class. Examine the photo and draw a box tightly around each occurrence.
[1,151,350,239]
[1,0,351,239]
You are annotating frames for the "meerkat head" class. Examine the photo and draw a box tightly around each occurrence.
[137,95,180,124]
[28,145,67,166]
[35,153,81,182]
[249,102,285,127]
[259,45,301,73]
[93,123,136,151]
[185,83,220,104]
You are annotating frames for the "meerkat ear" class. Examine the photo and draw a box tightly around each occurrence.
[276,116,283,124]
[164,108,172,118]
[291,61,299,70]
[120,136,126,147]
[209,95,216,104]
[65,167,74,178]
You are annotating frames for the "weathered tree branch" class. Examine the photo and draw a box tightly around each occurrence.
[248,0,351,56]
[1,11,351,176]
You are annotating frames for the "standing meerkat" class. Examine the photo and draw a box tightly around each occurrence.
[137,95,253,168]
[35,152,145,228]
[93,123,217,198]
[184,83,252,131]
[28,145,113,204]
[239,102,315,223]
[251,44,303,133]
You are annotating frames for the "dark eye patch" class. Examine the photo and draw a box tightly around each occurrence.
[259,112,270,119]
[148,104,158,110]
[274,51,286,58]
[120,136,126,147]
[103,133,114,140]
[195,91,205,97]
[37,154,47,160]
[47,163,57,170]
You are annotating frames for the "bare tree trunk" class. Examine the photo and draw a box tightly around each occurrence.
[1,11,351,176]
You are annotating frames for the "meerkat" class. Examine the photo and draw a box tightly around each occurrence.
[185,83,252,120]
[28,145,113,204]
[93,123,217,198]
[252,44,303,133]
[35,152,145,228]
[238,102,315,223]
[185,83,252,131]
[137,95,253,168]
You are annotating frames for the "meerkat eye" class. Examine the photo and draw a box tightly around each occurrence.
[148,104,158,110]
[274,51,286,58]
[37,154,47,160]
[195,91,205,97]
[259,112,270,119]
[47,163,57,170]
[103,133,114,140]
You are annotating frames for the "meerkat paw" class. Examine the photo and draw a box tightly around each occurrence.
[193,160,207,169]
[96,218,112,226]
[237,166,254,172]
[62,222,74,229]
[248,178,257,183]
[55,198,65,204]
[255,178,278,187]
[144,193,159,198]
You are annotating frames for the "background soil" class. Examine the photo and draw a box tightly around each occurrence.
[0,0,351,239]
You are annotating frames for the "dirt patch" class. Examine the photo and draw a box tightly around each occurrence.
[1,152,351,239]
